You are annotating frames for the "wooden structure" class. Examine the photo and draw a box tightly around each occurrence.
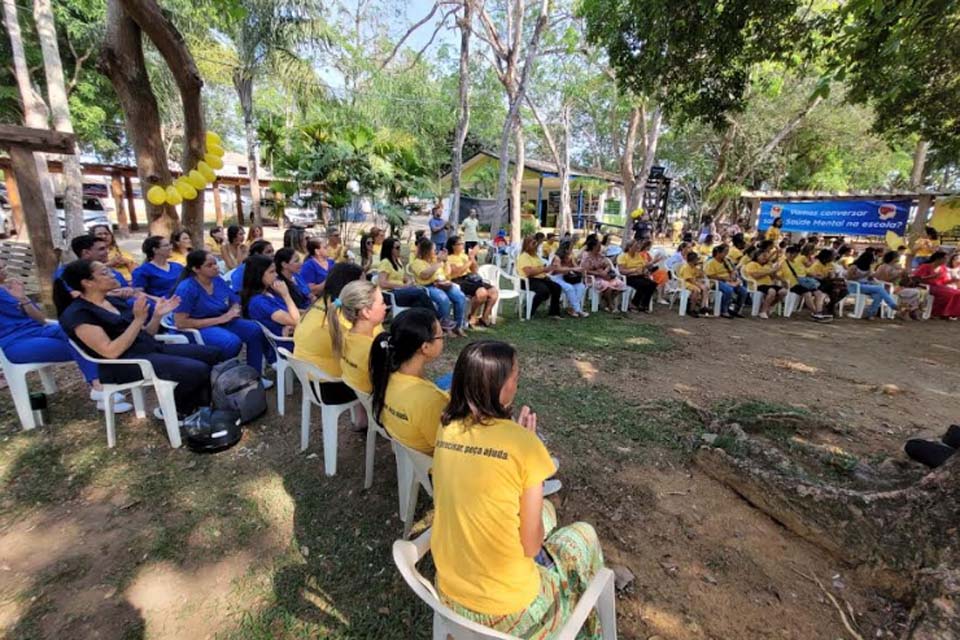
[642,166,672,233]
[0,125,75,307]
[0,156,283,236]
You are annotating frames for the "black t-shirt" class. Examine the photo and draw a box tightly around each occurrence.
[59,297,159,359]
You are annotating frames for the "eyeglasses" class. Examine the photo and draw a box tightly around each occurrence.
[428,333,445,342]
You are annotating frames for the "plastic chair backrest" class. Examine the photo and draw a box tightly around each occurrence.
[354,389,391,440]
[477,264,499,286]
[392,530,517,640]
[277,347,338,404]
[393,440,434,497]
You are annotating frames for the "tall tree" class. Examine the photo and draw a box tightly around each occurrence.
[219,0,327,225]
[99,0,180,234]
[449,0,472,223]
[118,0,206,238]
[2,0,61,247]
[473,0,552,242]
[33,0,85,243]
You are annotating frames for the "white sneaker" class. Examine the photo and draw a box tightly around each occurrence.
[758,312,769,319]
[153,407,183,426]
[97,400,133,413]
[261,378,275,390]
[543,479,563,497]
[551,456,560,473]
[90,389,126,403]
[658,298,670,305]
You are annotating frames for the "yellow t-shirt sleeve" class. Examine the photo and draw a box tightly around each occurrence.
[517,253,544,278]
[517,429,556,490]
[416,388,449,449]
[704,260,721,279]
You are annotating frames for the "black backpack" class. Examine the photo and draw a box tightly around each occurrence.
[181,408,243,453]
[211,360,267,424]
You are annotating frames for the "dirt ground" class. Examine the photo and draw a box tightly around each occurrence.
[1,309,957,640]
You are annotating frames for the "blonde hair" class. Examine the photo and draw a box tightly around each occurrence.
[328,279,379,357]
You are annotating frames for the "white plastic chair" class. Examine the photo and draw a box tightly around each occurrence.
[392,440,434,538]
[279,347,359,475]
[372,273,412,320]
[838,280,868,319]
[477,264,509,325]
[161,313,205,345]
[353,389,392,490]
[0,344,59,431]
[742,271,783,317]
[257,323,295,416]
[921,285,934,320]
[485,264,535,321]
[782,291,802,318]
[393,529,618,640]
[67,335,187,448]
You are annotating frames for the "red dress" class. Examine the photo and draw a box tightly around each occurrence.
[914,263,960,317]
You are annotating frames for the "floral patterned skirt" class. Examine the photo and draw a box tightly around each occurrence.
[439,500,605,640]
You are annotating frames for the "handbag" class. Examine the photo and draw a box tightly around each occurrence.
[787,260,819,290]
[563,271,583,285]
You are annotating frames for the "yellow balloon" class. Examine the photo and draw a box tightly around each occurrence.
[885,230,904,251]
[197,162,216,183]
[630,208,644,220]
[205,131,222,147]
[146,185,167,206]
[165,186,183,206]
[207,144,225,158]
[204,153,224,170]
[187,169,208,190]
[175,179,198,201]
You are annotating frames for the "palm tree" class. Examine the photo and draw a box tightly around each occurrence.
[219,0,328,224]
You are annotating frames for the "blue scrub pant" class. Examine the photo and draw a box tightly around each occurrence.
[426,284,466,326]
[198,318,269,374]
[717,281,749,313]
[2,323,98,383]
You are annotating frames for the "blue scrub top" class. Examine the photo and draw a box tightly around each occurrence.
[230,263,246,292]
[247,292,288,336]
[173,276,238,319]
[55,264,129,289]
[300,256,334,287]
[293,273,311,306]
[0,288,43,348]
[132,262,183,297]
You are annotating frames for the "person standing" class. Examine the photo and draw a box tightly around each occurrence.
[461,208,481,252]
[429,204,449,254]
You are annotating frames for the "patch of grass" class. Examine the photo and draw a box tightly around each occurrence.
[0,440,110,509]
[517,377,705,460]
[485,313,671,355]
[715,399,809,422]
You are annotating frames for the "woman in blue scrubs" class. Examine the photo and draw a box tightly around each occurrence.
[274,248,312,309]
[242,255,300,339]
[132,236,184,297]
[172,250,271,384]
[300,238,335,295]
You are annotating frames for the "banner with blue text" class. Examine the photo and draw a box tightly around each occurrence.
[758,200,911,236]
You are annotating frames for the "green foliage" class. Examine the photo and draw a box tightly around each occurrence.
[579,0,811,125]
[464,164,500,198]
[520,216,538,237]
[823,0,960,158]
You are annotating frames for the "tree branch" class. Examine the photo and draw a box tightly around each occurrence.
[400,7,457,73]
[378,1,439,70]
[475,2,506,56]
[525,95,561,165]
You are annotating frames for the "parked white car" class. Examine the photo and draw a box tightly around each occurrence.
[55,196,112,236]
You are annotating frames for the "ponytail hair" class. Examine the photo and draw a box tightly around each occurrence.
[369,308,437,424]
[299,262,363,330]
[328,279,378,357]
[173,249,209,289]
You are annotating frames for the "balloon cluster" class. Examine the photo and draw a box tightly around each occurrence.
[630,207,645,220]
[146,132,226,206]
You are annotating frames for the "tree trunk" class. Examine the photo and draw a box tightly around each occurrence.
[33,0,84,247]
[558,105,572,235]
[449,0,472,225]
[8,147,59,309]
[99,0,178,235]
[910,139,929,190]
[630,105,662,212]
[119,0,205,239]
[3,0,61,251]
[492,98,516,236]
[234,72,262,226]
[510,124,524,245]
[620,106,641,218]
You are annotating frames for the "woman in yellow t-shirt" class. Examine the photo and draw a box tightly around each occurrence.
[912,226,940,268]
[91,224,136,282]
[807,248,848,317]
[169,228,193,266]
[205,226,224,258]
[765,216,783,243]
[292,262,365,406]
[517,235,563,318]
[410,237,467,336]
[375,237,434,312]
[617,239,658,311]
[328,279,387,395]
[678,252,711,317]
[431,340,605,637]
[742,249,787,319]
[445,235,499,327]
[779,245,830,320]
[369,308,449,454]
